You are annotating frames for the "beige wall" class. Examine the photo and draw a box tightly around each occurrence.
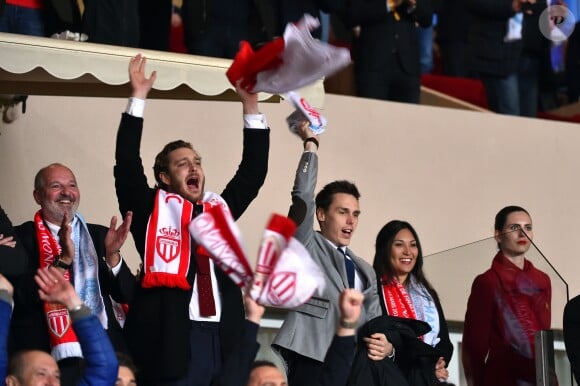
[1,93,579,328]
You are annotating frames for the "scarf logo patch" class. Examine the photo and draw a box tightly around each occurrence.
[267,271,297,306]
[47,308,71,338]
[156,227,181,263]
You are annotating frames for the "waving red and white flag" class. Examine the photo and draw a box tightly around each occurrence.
[188,205,253,287]
[226,14,351,94]
[188,206,324,308]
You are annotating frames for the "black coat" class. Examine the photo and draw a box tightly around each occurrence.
[0,205,28,276]
[564,295,580,385]
[8,221,135,355]
[466,0,522,76]
[346,0,433,76]
[114,113,269,383]
[347,315,445,386]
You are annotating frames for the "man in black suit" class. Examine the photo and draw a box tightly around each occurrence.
[345,0,433,103]
[466,0,536,115]
[114,54,270,386]
[8,163,134,386]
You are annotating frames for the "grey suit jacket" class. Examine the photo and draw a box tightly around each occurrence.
[272,151,381,362]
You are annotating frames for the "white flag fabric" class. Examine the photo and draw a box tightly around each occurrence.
[188,205,253,288]
[227,14,351,94]
[188,206,325,308]
[285,91,327,135]
[256,237,326,308]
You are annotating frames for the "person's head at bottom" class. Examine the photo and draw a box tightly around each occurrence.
[247,360,287,386]
[6,350,60,386]
[116,352,137,386]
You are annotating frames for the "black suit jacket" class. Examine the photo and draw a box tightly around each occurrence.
[466,0,522,76]
[0,205,28,276]
[8,220,134,356]
[346,0,433,76]
[564,295,580,385]
[114,113,269,383]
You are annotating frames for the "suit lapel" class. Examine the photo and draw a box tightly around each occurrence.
[315,234,349,290]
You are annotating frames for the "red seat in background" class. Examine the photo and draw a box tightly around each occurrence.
[421,74,489,109]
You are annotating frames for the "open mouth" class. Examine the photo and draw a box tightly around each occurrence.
[187,176,199,190]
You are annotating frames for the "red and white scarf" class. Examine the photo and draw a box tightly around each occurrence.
[142,189,229,290]
[34,211,80,359]
[381,277,418,320]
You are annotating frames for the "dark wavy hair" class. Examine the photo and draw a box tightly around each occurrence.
[153,140,195,190]
[372,220,439,301]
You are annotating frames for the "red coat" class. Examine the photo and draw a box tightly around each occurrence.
[462,252,552,386]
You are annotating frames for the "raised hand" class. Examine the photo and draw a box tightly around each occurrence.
[129,54,157,100]
[236,79,259,114]
[243,292,265,324]
[57,211,75,265]
[337,288,363,336]
[35,267,82,310]
[104,211,133,267]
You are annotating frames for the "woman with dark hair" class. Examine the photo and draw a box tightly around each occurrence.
[372,220,453,384]
[462,206,553,386]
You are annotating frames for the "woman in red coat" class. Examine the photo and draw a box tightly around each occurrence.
[462,205,552,386]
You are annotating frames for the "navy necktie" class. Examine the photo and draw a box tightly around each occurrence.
[338,247,355,288]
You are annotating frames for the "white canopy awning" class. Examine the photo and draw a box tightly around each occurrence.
[0,32,325,106]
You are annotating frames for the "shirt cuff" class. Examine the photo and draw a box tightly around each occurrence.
[126,97,146,118]
[243,113,268,129]
[109,256,123,277]
[388,346,396,360]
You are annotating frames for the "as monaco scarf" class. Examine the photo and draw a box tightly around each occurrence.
[142,189,229,290]
[34,211,81,359]
[34,211,108,360]
[381,277,418,320]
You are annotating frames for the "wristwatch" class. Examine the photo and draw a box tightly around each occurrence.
[52,256,72,270]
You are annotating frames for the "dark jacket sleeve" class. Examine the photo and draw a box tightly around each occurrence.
[345,0,389,27]
[220,128,269,221]
[434,297,453,366]
[114,113,157,260]
[0,206,29,276]
[465,0,515,20]
[211,320,260,386]
[315,335,356,386]
[564,295,580,385]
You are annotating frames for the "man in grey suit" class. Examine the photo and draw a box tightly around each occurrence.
[272,123,392,385]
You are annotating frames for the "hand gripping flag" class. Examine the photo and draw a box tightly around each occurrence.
[286,91,327,135]
[226,14,351,94]
[188,206,325,308]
